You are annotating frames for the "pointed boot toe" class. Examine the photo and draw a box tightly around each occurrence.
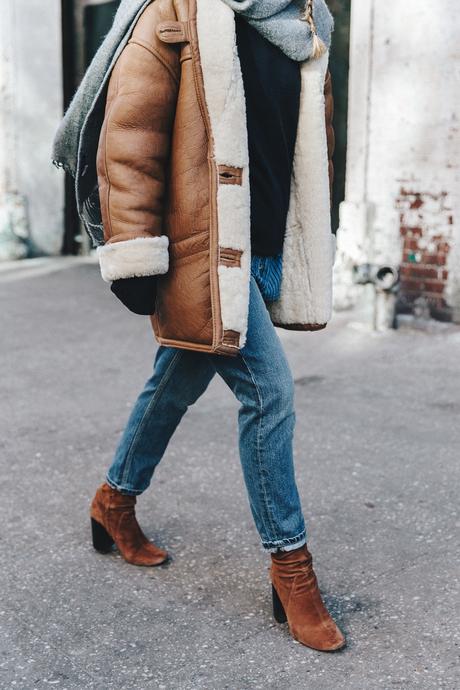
[127,541,169,567]
[292,617,346,652]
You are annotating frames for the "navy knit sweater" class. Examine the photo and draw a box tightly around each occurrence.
[236,16,300,303]
[236,17,300,258]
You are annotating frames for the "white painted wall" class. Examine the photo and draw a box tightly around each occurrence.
[0,0,64,258]
[335,0,460,320]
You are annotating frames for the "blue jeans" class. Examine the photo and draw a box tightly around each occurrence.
[106,277,306,552]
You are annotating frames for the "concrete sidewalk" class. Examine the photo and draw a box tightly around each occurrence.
[1,260,459,689]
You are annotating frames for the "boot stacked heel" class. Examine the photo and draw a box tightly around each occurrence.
[91,517,115,553]
[272,584,288,623]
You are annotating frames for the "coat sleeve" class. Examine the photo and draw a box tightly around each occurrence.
[96,8,180,283]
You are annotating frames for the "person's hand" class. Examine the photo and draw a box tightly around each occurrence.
[110,276,157,315]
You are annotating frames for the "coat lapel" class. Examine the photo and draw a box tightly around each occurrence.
[196,0,252,347]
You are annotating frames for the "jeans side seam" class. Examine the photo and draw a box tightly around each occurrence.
[240,352,279,542]
[120,349,183,487]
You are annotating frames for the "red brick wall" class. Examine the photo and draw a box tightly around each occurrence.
[396,188,454,321]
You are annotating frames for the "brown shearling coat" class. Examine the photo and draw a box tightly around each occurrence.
[96,0,336,356]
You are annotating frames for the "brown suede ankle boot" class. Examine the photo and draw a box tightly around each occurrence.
[90,482,169,566]
[270,544,346,651]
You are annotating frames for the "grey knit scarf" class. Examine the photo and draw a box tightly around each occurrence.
[221,0,333,61]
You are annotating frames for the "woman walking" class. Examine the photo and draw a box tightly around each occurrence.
[53,0,344,651]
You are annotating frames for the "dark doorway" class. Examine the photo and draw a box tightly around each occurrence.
[60,0,121,254]
[84,1,122,65]
[60,0,80,255]
[328,0,351,233]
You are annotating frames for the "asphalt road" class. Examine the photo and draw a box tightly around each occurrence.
[1,259,459,689]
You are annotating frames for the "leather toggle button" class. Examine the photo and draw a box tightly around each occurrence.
[218,165,243,186]
[157,21,189,44]
[222,330,240,349]
[218,247,243,268]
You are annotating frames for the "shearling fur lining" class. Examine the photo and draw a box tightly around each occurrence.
[196,0,251,348]
[269,52,334,327]
[97,235,169,282]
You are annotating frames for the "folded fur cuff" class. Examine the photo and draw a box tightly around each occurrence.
[97,236,169,282]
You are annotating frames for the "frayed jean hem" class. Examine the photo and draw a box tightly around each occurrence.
[262,530,307,553]
[105,474,144,496]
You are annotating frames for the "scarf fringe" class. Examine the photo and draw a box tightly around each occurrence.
[310,33,327,59]
[301,0,327,59]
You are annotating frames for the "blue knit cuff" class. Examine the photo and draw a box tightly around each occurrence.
[251,253,283,302]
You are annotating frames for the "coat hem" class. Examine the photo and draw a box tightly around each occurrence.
[273,322,327,332]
